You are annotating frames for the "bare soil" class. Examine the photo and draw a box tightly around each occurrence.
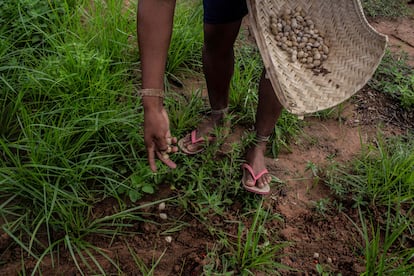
[1,11,414,276]
[371,16,414,67]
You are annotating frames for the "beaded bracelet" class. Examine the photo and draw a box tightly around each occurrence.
[255,134,270,142]
[138,88,164,98]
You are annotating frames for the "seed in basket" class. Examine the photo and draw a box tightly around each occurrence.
[284,8,292,16]
[291,18,298,29]
[291,50,298,62]
[283,23,291,32]
[269,6,330,70]
[271,25,278,35]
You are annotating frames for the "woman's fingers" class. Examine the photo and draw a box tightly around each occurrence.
[147,143,158,172]
[155,149,177,169]
[154,133,178,170]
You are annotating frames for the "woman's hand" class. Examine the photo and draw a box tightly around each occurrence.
[144,105,178,172]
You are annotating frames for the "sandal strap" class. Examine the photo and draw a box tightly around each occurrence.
[191,129,206,144]
[242,163,269,182]
[138,88,164,98]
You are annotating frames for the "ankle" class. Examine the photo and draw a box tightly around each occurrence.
[210,107,229,125]
[250,133,270,151]
[211,107,229,116]
[246,143,267,162]
[255,134,270,143]
[251,142,267,152]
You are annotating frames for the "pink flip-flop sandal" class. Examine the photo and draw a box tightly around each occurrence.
[178,130,216,155]
[241,163,271,195]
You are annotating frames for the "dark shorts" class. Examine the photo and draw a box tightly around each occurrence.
[203,0,248,24]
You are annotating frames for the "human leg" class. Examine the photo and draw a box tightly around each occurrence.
[178,0,246,154]
[203,21,242,113]
[202,0,248,115]
[242,71,283,194]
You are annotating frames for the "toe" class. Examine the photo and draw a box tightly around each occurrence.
[186,143,195,151]
[257,173,271,188]
[244,174,256,187]
[187,143,203,152]
[257,180,264,188]
[181,134,192,146]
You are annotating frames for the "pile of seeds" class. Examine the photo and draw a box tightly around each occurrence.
[270,6,330,70]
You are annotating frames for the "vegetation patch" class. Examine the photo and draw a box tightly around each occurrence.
[1,0,413,275]
[361,0,411,18]
[369,50,414,109]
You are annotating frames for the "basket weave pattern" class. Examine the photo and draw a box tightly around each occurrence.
[247,0,388,115]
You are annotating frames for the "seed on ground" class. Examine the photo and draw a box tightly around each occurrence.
[327,257,333,263]
[159,213,168,220]
[158,202,166,211]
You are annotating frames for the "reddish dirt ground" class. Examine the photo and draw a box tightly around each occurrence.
[371,17,414,67]
[1,9,414,276]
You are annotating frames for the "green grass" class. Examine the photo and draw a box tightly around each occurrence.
[326,134,414,273]
[0,0,276,273]
[361,0,411,18]
[128,244,167,275]
[327,134,414,208]
[1,0,414,274]
[368,50,414,109]
[166,0,203,86]
[357,204,414,275]
[0,0,148,273]
[322,52,414,275]
[0,0,70,48]
[202,201,290,275]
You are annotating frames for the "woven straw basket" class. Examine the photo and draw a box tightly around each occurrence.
[247,0,388,116]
